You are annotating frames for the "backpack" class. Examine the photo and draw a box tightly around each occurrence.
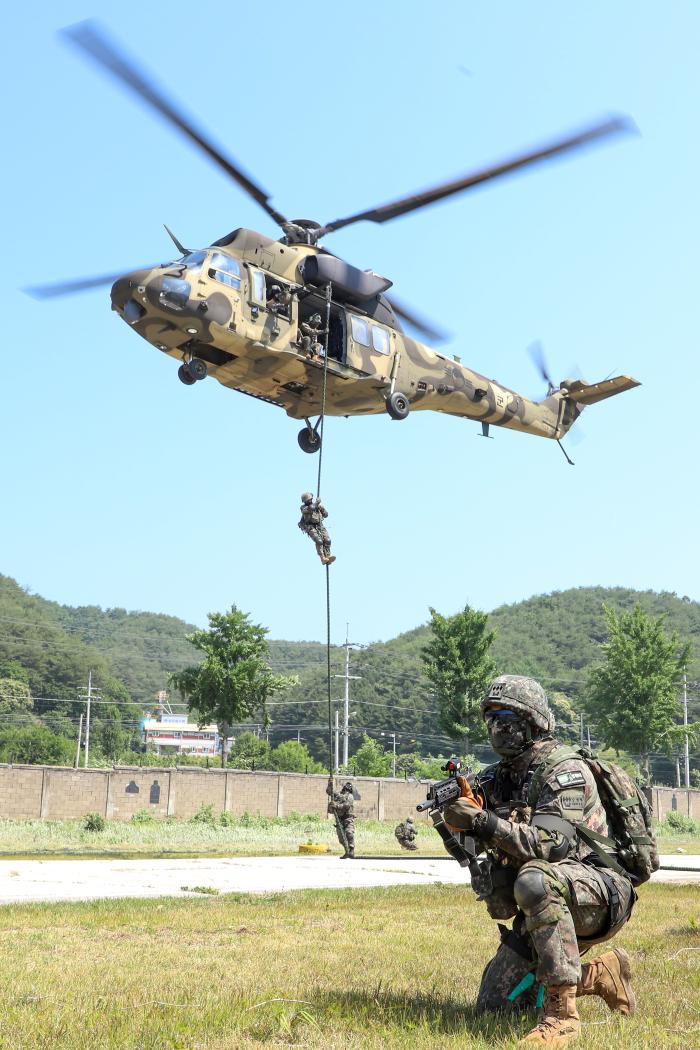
[528,744,660,885]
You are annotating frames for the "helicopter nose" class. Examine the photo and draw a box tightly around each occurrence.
[110,269,153,310]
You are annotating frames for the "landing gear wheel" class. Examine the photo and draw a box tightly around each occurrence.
[298,427,321,454]
[178,363,197,386]
[188,357,208,381]
[386,391,410,420]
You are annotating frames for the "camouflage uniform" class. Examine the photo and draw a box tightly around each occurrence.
[266,283,291,316]
[299,313,326,358]
[298,493,335,565]
[326,780,356,857]
[443,676,636,1034]
[395,816,419,850]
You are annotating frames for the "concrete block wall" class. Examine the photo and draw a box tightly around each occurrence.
[0,763,696,824]
[652,786,700,821]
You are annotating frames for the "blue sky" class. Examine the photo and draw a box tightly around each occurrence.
[2,1,698,644]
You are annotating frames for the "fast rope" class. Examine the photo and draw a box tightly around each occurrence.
[311,283,334,777]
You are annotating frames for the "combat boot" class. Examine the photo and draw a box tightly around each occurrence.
[519,985,580,1047]
[577,948,635,1015]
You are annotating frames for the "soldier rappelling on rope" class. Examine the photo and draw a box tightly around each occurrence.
[298,492,335,565]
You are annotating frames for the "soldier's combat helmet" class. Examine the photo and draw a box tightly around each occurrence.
[301,492,313,503]
[481,675,554,733]
[342,781,353,792]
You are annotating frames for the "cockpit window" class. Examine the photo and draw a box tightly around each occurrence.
[178,250,207,270]
[372,325,390,355]
[350,315,369,346]
[208,252,241,289]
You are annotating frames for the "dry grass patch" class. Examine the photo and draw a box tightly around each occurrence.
[0,883,698,1048]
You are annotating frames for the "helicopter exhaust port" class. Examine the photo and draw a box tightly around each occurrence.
[386,391,410,421]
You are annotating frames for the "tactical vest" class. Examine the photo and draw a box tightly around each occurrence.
[528,745,660,885]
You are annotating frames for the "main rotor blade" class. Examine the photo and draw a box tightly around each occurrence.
[61,21,288,231]
[387,296,450,345]
[318,116,635,236]
[24,270,146,299]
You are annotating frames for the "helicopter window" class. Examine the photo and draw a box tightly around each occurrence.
[350,315,370,346]
[178,250,207,270]
[371,325,390,355]
[208,252,241,289]
[251,270,265,302]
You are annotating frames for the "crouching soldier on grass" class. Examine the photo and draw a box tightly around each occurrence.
[442,676,641,1047]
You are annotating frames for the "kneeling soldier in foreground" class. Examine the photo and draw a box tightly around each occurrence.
[440,675,656,1047]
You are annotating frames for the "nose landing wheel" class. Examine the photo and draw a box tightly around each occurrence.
[298,420,321,454]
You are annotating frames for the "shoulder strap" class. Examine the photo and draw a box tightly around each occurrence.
[528,744,581,809]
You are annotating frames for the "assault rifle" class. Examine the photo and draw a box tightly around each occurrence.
[417,760,487,888]
[416,758,465,814]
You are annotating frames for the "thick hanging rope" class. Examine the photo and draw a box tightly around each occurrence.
[315,283,333,501]
[305,282,334,775]
[325,564,332,775]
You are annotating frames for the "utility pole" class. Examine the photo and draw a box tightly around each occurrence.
[332,624,362,768]
[390,731,397,777]
[78,671,100,769]
[75,714,83,769]
[683,673,690,789]
[579,712,584,748]
[334,709,340,773]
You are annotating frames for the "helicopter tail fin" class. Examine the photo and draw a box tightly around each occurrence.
[563,374,640,406]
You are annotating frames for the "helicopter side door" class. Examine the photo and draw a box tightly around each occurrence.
[345,313,395,379]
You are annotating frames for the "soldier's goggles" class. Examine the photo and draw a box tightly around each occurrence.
[484,707,519,721]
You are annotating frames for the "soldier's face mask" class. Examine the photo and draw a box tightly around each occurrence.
[484,707,530,757]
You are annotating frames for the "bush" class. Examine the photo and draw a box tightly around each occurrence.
[130,808,155,825]
[190,803,216,826]
[664,812,700,835]
[219,811,236,827]
[83,812,106,832]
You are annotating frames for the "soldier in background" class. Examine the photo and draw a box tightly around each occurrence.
[442,676,637,1047]
[266,283,291,317]
[299,312,326,358]
[298,493,335,565]
[395,815,419,851]
[327,778,357,858]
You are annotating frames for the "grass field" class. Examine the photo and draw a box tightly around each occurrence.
[0,882,698,1049]
[0,816,697,859]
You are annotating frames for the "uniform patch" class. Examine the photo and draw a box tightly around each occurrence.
[555,771,586,788]
[560,791,585,812]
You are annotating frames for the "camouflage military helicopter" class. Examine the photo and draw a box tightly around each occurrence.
[30,21,639,459]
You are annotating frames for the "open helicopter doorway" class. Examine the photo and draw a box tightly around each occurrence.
[298,296,346,364]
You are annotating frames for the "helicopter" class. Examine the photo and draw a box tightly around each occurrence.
[30,21,640,460]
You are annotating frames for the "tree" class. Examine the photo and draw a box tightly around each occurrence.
[0,674,33,716]
[0,726,73,765]
[348,734,391,777]
[584,604,692,781]
[227,731,271,770]
[421,605,497,741]
[170,607,296,766]
[269,739,324,774]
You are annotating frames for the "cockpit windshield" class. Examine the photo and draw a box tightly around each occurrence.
[176,250,207,270]
[163,250,208,272]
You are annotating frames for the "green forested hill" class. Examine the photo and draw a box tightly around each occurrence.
[1,573,698,768]
[265,587,700,758]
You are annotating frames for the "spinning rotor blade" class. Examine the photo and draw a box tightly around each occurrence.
[61,21,288,231]
[24,270,152,299]
[317,116,635,237]
[387,295,450,344]
[527,340,556,396]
